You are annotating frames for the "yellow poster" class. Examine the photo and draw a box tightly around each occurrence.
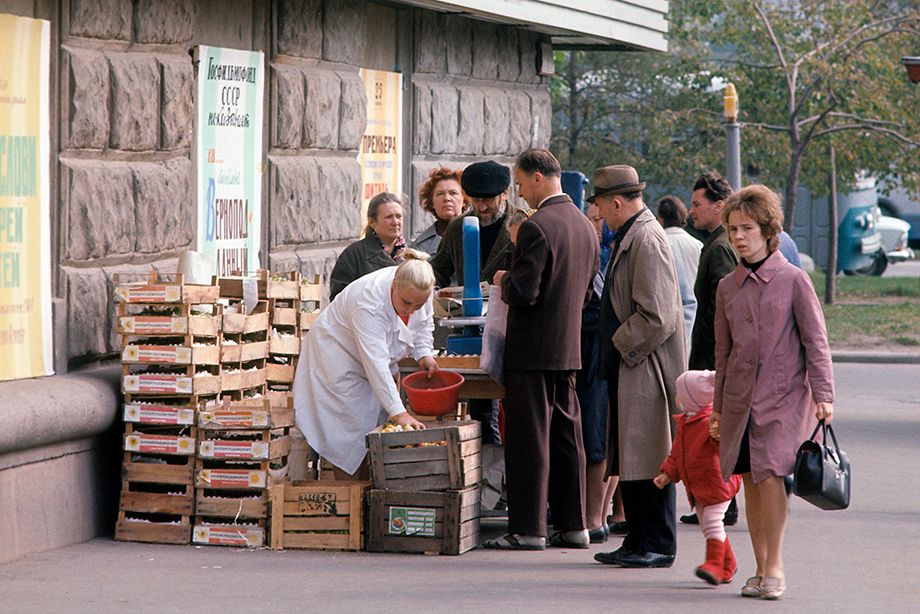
[0,14,52,381]
[357,69,403,227]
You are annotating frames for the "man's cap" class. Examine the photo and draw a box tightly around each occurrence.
[461,161,511,198]
[587,165,647,202]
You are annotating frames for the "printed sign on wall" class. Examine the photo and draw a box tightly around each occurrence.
[0,14,52,381]
[357,69,403,227]
[195,46,264,276]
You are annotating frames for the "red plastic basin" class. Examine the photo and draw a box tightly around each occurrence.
[401,369,465,416]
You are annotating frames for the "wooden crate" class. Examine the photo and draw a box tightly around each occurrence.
[219,270,300,300]
[121,342,220,366]
[220,340,268,363]
[268,331,300,355]
[198,429,291,461]
[114,273,220,304]
[120,482,194,516]
[222,300,269,334]
[365,486,480,555]
[198,398,293,430]
[366,421,481,491]
[115,512,191,545]
[300,310,321,331]
[299,274,322,302]
[265,360,295,383]
[196,490,269,519]
[123,400,197,426]
[122,452,195,485]
[269,481,369,551]
[122,366,221,396]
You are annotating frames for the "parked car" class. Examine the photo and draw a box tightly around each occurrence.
[878,186,920,247]
[844,208,914,276]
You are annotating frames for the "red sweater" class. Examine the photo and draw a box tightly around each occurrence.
[660,406,742,508]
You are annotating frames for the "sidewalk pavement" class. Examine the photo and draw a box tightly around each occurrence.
[832,350,920,364]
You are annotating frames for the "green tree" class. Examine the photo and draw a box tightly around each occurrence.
[552,0,920,230]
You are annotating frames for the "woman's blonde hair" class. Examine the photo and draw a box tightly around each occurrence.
[393,248,436,290]
[721,184,784,253]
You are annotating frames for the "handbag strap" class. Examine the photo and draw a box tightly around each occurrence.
[810,419,844,463]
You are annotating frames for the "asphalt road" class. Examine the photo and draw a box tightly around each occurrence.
[1,363,918,613]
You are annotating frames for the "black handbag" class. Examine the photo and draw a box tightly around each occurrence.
[792,420,850,510]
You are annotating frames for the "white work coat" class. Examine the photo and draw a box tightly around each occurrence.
[292,266,434,474]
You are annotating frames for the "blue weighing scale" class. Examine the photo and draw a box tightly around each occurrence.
[443,217,485,355]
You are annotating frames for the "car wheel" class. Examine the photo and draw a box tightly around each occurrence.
[844,250,888,276]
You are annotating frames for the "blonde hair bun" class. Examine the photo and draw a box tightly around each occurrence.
[401,248,431,262]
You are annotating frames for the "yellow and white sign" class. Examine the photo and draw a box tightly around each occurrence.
[0,14,51,381]
[357,69,403,227]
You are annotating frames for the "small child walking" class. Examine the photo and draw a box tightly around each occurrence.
[654,370,742,585]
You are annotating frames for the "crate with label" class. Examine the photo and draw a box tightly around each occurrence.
[193,398,292,547]
[269,481,369,551]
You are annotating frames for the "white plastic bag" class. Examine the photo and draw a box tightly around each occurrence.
[479,284,508,384]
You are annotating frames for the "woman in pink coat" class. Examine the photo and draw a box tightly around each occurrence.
[711,185,834,600]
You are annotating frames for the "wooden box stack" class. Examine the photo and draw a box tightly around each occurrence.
[193,398,293,548]
[114,273,221,545]
[218,300,269,401]
[364,421,482,555]
[269,480,370,551]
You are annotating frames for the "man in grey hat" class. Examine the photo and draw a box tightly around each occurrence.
[590,165,686,568]
[430,160,515,289]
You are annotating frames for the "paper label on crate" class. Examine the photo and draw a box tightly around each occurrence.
[199,410,269,428]
[389,507,436,537]
[296,492,338,515]
[193,525,263,547]
[197,469,266,489]
[120,316,188,334]
[117,284,182,303]
[199,440,269,459]
[123,345,192,364]
[124,403,195,425]
[123,374,192,394]
[124,434,195,455]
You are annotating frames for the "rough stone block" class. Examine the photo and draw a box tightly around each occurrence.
[272,64,304,149]
[131,158,193,254]
[508,90,532,154]
[528,90,552,148]
[497,28,521,82]
[518,30,542,84]
[430,85,458,155]
[457,87,484,156]
[445,15,472,76]
[323,0,366,66]
[472,22,499,81]
[268,250,300,276]
[70,0,131,40]
[296,245,341,301]
[302,70,341,150]
[158,55,193,150]
[134,0,195,43]
[108,53,160,151]
[338,70,368,151]
[64,160,135,261]
[316,157,361,241]
[277,0,323,59]
[62,267,109,357]
[414,11,446,74]
[270,156,319,247]
[413,83,432,155]
[483,90,511,155]
[64,47,109,150]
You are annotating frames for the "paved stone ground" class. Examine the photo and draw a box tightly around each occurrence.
[1,363,918,613]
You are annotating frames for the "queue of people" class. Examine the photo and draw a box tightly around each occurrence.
[291,148,834,602]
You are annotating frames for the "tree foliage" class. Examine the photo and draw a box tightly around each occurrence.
[552,0,920,229]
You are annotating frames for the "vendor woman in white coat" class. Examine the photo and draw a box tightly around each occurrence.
[293,249,439,479]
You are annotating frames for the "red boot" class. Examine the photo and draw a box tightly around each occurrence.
[722,536,737,584]
[695,538,726,585]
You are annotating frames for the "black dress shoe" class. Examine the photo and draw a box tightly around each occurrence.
[615,550,675,568]
[588,525,608,544]
[679,513,700,525]
[724,497,739,526]
[594,546,636,565]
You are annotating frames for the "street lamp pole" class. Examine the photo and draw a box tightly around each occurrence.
[723,83,741,190]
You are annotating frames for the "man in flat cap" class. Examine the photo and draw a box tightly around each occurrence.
[484,148,599,550]
[430,160,515,289]
[590,165,686,568]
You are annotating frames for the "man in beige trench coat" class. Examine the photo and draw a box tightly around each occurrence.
[590,165,687,568]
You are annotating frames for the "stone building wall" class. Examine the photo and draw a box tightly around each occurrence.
[40,0,552,367]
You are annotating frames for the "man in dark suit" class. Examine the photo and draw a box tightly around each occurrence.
[482,148,599,550]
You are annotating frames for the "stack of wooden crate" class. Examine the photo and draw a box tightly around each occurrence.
[218,299,269,401]
[364,421,483,555]
[193,397,292,548]
[114,273,222,545]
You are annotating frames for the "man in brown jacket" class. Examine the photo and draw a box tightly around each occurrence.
[482,149,599,550]
[591,165,686,568]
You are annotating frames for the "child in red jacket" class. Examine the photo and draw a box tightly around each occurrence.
[654,370,742,585]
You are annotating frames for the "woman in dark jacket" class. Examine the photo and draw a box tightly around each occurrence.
[330,192,406,301]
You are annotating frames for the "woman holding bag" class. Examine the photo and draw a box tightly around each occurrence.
[711,185,834,600]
